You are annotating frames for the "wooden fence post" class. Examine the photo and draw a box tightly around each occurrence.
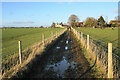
[51,32,53,40]
[77,31,79,39]
[108,43,113,78]
[43,33,44,46]
[81,32,83,43]
[87,35,89,50]
[76,31,78,38]
[56,31,57,38]
[76,30,77,35]
[78,32,80,40]
[78,32,80,39]
[18,40,22,64]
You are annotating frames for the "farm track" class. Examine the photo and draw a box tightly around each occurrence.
[22,30,96,78]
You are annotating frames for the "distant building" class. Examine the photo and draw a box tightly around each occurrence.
[74,22,83,27]
[109,20,120,26]
[55,24,64,28]
[62,24,68,27]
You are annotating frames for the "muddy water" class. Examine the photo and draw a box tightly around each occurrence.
[44,39,76,78]
[40,31,77,78]
[24,30,96,78]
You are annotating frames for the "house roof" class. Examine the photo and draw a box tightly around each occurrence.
[74,22,83,25]
[109,20,120,24]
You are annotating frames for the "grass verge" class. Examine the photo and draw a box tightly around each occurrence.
[2,30,66,79]
[72,30,105,78]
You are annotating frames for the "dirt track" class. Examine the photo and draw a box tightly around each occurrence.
[23,30,96,78]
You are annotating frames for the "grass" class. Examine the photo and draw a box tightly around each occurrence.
[82,46,105,78]
[2,31,65,78]
[75,27,118,48]
[2,28,64,60]
[74,32,103,78]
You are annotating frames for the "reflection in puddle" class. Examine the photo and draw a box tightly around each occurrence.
[45,56,76,78]
[56,46,60,49]
[65,46,68,50]
[60,40,63,43]
[70,41,73,43]
[66,40,68,44]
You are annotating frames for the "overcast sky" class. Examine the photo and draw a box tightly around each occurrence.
[1,2,119,27]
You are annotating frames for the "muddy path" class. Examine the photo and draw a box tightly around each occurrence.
[23,30,96,78]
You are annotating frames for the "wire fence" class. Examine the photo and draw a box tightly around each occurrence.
[71,27,120,78]
[2,28,67,76]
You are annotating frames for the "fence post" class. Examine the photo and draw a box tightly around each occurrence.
[76,31,78,38]
[81,32,83,43]
[56,31,57,38]
[108,43,113,78]
[87,35,89,50]
[76,31,77,36]
[78,32,79,39]
[43,33,44,46]
[78,32,80,40]
[18,40,22,64]
[77,31,79,39]
[51,31,53,40]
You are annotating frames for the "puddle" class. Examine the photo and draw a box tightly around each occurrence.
[70,47,72,49]
[45,56,76,78]
[65,46,68,50]
[56,46,60,49]
[60,40,63,43]
[66,40,68,44]
[70,40,73,43]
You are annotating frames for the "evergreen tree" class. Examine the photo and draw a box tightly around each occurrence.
[98,16,105,27]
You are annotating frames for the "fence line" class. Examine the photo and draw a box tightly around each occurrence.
[18,41,22,64]
[42,33,45,46]
[2,28,67,76]
[71,27,120,78]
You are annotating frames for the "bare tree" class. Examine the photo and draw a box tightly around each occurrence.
[51,22,55,28]
[68,14,80,26]
[105,16,108,24]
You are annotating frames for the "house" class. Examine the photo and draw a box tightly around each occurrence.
[62,24,68,28]
[55,24,64,28]
[109,20,120,27]
[74,22,83,27]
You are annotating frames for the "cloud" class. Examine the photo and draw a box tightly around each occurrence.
[12,20,35,24]
[112,8,120,14]
[113,9,118,13]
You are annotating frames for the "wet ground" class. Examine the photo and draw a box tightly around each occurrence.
[24,30,96,78]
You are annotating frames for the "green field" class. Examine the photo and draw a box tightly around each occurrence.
[2,28,64,60]
[75,27,118,48]
[2,27,119,60]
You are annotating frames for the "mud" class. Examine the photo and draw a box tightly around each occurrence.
[23,30,96,78]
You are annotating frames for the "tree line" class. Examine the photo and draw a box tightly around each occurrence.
[68,14,118,28]
[51,14,119,28]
